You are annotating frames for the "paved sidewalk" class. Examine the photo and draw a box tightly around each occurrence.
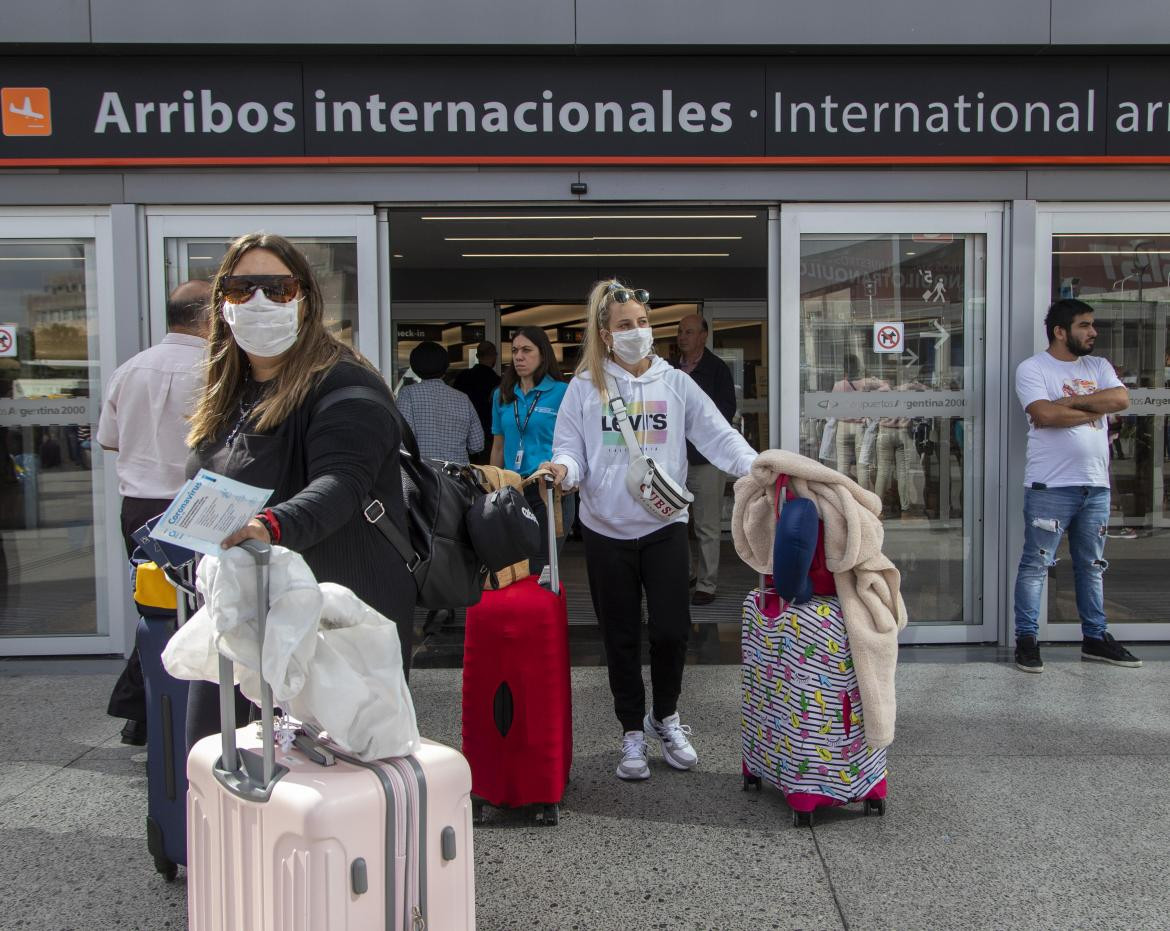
[1,649,1167,930]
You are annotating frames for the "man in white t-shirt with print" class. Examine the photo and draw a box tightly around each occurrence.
[1013,298,1142,672]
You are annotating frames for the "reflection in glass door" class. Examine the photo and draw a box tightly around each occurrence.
[783,207,1002,642]
[1047,230,1170,634]
[0,239,103,639]
[165,237,360,348]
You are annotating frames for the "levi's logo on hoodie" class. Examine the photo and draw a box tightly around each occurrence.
[602,400,669,445]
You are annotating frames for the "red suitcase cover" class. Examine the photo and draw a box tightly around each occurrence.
[461,576,572,808]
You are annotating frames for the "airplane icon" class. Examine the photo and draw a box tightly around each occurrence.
[1,87,52,136]
[9,97,45,121]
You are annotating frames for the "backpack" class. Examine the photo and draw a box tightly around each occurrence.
[312,385,488,610]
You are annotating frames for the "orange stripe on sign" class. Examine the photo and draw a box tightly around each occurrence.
[1,154,1170,168]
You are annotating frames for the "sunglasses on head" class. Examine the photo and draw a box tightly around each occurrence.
[220,275,301,305]
[606,284,650,306]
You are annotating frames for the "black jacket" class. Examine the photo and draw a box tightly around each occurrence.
[673,349,737,466]
[188,360,414,630]
[453,363,501,437]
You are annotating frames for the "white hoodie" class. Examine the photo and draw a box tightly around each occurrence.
[552,356,757,540]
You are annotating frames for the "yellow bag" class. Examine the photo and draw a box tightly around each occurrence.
[133,561,177,613]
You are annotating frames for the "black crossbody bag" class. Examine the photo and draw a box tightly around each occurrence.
[311,385,488,609]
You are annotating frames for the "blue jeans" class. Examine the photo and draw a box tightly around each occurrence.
[1013,485,1110,641]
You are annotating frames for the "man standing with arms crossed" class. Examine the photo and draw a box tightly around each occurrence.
[1013,298,1142,672]
[99,280,210,743]
[674,313,737,607]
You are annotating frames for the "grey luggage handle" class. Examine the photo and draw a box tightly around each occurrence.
[213,539,288,802]
[544,474,560,596]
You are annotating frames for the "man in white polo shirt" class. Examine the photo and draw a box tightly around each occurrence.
[1013,298,1141,673]
[98,280,210,743]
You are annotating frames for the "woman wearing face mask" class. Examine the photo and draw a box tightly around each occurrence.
[489,325,569,576]
[539,280,757,782]
[182,232,414,753]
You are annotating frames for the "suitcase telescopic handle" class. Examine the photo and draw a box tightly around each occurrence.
[215,539,287,802]
[543,474,560,596]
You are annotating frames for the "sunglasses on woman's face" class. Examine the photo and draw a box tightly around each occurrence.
[606,286,650,306]
[220,275,301,304]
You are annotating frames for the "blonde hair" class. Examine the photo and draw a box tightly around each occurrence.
[577,278,649,399]
[187,232,375,447]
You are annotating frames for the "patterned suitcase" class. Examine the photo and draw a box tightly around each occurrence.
[741,586,889,826]
[186,540,476,931]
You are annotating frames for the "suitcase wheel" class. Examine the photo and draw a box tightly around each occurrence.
[864,797,887,817]
[742,774,762,792]
[539,804,560,827]
[471,800,487,825]
[153,856,178,881]
[792,810,814,828]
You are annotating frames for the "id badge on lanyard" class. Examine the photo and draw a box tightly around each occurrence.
[514,390,541,472]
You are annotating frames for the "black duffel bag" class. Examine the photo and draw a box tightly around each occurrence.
[465,484,542,572]
[312,386,488,610]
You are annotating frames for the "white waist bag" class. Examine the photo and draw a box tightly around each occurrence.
[607,377,694,521]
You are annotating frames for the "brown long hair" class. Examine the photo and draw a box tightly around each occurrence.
[499,325,561,405]
[186,232,374,447]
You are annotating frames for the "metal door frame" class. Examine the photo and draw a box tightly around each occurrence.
[780,203,1005,644]
[0,209,124,656]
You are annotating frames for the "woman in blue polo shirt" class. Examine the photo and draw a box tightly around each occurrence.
[490,325,570,575]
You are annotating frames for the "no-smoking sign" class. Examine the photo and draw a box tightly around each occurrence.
[873,321,904,354]
[0,324,17,358]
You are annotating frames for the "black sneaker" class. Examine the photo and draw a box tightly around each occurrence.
[1081,632,1142,668]
[1014,635,1043,673]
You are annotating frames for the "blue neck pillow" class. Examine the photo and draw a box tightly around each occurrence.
[773,496,820,604]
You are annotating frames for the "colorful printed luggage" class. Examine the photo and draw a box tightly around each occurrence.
[461,477,572,825]
[134,557,194,880]
[741,585,888,826]
[186,540,476,930]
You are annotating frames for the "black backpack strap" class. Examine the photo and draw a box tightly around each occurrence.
[310,384,420,572]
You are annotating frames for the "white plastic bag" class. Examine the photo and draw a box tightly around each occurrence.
[286,583,420,761]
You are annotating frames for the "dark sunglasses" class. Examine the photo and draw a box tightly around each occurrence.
[220,275,301,305]
[606,284,650,306]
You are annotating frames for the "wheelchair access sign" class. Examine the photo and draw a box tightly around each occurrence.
[873,321,904,354]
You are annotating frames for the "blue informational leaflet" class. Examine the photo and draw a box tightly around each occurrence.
[148,469,273,557]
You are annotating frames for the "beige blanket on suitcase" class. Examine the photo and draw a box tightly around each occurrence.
[731,449,907,750]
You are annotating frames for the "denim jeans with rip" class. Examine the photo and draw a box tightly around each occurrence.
[1013,485,1110,640]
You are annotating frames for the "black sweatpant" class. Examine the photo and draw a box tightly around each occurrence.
[582,521,691,733]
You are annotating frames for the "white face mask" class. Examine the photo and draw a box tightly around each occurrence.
[610,327,654,365]
[222,291,301,358]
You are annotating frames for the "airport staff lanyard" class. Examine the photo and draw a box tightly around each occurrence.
[512,389,543,471]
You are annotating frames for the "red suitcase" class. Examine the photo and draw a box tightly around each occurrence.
[461,478,572,825]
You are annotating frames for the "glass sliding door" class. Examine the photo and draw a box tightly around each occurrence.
[1037,208,1170,642]
[0,213,118,653]
[781,206,1003,643]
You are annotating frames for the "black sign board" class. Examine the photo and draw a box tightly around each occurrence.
[2,56,1169,165]
[395,323,443,341]
[555,327,586,344]
[460,324,486,344]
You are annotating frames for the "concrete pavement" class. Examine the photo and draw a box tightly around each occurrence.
[1,648,1167,930]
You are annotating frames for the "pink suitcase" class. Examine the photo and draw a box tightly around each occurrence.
[186,540,476,931]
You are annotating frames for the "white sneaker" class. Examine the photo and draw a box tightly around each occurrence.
[616,731,650,781]
[643,712,698,770]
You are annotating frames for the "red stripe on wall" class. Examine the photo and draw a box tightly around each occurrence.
[3,154,1170,168]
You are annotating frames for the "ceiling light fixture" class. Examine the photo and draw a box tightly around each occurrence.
[422,214,758,221]
[1052,250,1170,255]
[461,252,732,258]
[445,236,743,243]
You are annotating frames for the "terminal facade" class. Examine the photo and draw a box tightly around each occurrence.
[2,0,1169,655]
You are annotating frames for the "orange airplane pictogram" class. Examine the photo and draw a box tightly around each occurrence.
[2,88,52,136]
